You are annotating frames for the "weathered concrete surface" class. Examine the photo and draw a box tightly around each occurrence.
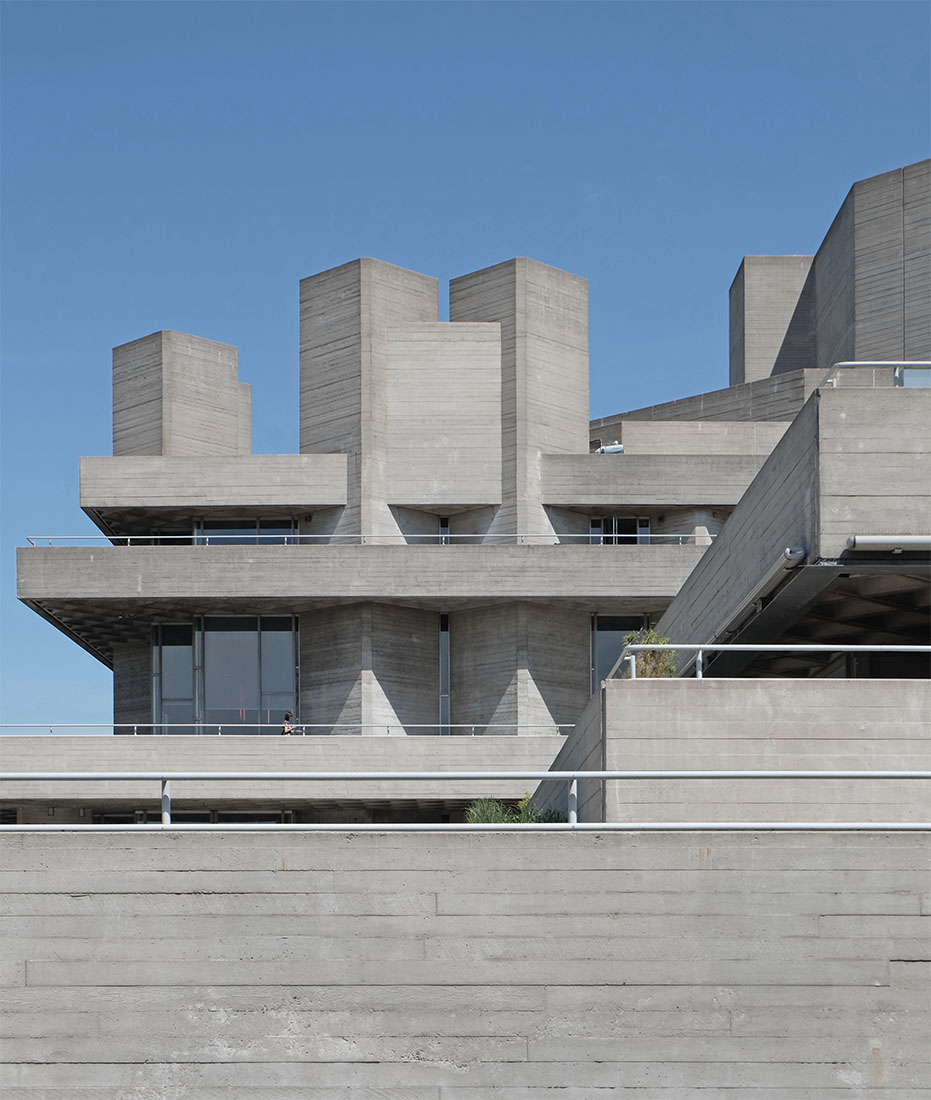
[1,830,928,1095]
[536,679,931,824]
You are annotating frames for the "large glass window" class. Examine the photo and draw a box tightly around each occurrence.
[195,518,296,545]
[155,616,297,733]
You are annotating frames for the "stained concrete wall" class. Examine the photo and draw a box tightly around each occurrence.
[112,331,251,457]
[729,256,815,385]
[1,830,928,1095]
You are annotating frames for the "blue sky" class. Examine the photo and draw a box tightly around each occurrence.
[1,0,928,724]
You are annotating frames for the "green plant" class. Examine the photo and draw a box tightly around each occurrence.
[622,627,676,678]
[464,798,515,824]
[464,795,565,824]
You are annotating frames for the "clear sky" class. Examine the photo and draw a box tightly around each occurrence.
[1,0,928,724]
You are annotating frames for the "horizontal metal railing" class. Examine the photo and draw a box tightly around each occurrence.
[1,768,928,832]
[0,723,571,738]
[609,643,931,681]
[24,532,713,547]
[826,360,931,386]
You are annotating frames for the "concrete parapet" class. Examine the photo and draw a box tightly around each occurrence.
[541,452,766,508]
[1,829,927,1092]
[0,735,565,808]
[80,454,348,516]
[538,678,931,824]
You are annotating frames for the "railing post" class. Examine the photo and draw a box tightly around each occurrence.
[568,778,578,825]
[629,653,637,680]
[133,725,138,736]
[160,779,171,826]
[696,649,704,680]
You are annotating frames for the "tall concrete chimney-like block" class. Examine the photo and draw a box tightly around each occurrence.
[298,258,438,536]
[112,331,250,456]
[729,256,815,386]
[449,258,589,536]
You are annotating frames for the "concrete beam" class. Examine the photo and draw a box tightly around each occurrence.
[541,453,767,508]
[80,455,348,516]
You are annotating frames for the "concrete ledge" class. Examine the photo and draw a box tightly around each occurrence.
[541,453,766,507]
[80,454,348,512]
[17,544,705,604]
[0,735,565,805]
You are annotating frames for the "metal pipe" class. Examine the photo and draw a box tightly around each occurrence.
[3,770,927,782]
[160,778,171,826]
[3,821,928,833]
[846,535,931,551]
[568,778,578,825]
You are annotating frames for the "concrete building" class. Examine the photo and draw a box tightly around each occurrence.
[2,161,930,1093]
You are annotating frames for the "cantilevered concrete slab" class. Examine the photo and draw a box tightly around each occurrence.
[81,454,348,532]
[541,453,767,508]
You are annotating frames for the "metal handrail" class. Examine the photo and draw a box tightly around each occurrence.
[24,533,714,547]
[1,768,927,831]
[608,643,931,681]
[827,360,931,387]
[0,723,572,737]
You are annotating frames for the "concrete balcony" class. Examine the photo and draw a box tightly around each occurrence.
[80,454,348,531]
[17,542,705,664]
[540,453,767,508]
[0,734,566,816]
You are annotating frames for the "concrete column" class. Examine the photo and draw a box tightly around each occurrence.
[112,641,152,732]
[451,603,590,733]
[112,331,250,456]
[449,259,589,540]
[300,604,439,734]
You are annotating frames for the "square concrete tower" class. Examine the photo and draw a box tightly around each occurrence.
[112,331,251,456]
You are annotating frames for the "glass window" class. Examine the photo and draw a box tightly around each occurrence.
[439,613,450,734]
[204,617,260,727]
[155,616,297,733]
